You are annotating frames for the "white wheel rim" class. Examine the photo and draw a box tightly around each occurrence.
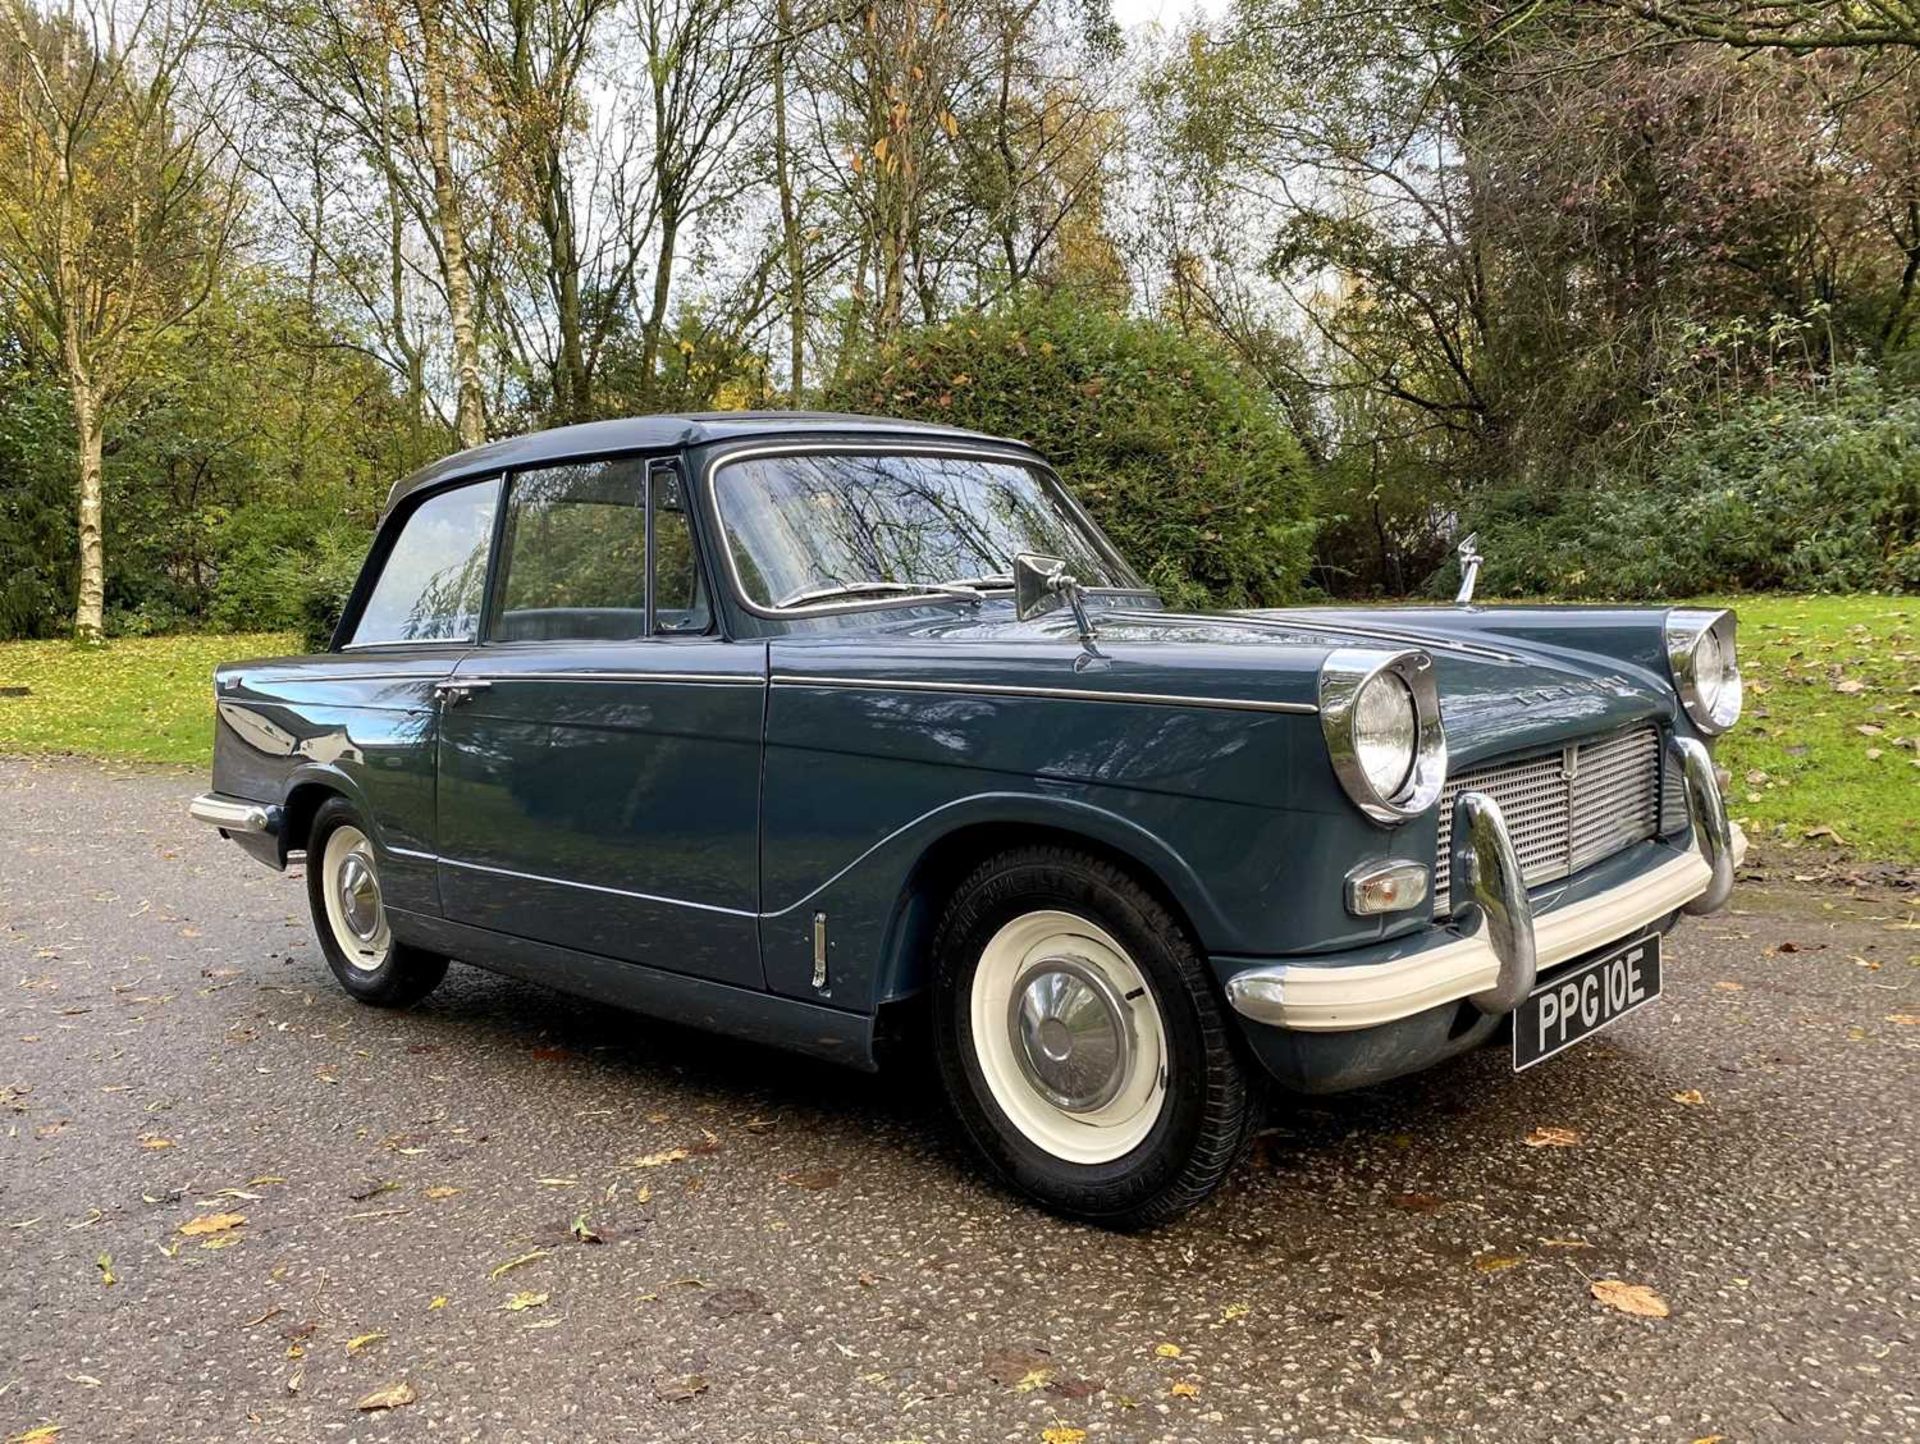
[969,909,1168,1165]
[321,824,391,972]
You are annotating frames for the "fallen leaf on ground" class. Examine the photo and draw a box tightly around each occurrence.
[1834,678,1867,694]
[488,1248,550,1280]
[1040,1428,1086,1444]
[1887,1014,1919,1026]
[1391,1192,1444,1212]
[428,1296,448,1310]
[1671,1089,1706,1106]
[984,1347,1052,1385]
[742,1117,776,1134]
[502,1291,548,1312]
[95,1254,113,1287]
[346,1180,399,1202]
[424,1186,460,1200]
[1475,1254,1522,1273]
[633,1148,689,1168]
[355,1382,416,1411]
[179,1212,245,1237]
[1713,981,1744,992]
[780,1168,841,1190]
[6,1427,61,1443]
[1524,1126,1582,1148]
[1169,1380,1200,1398]
[137,1135,175,1150]
[1153,1342,1183,1359]
[570,1214,601,1244]
[652,1374,707,1403]
[1591,1279,1669,1317]
[345,1332,386,1354]
[1803,825,1847,844]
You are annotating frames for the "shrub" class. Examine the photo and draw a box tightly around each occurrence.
[824,296,1316,609]
[1468,366,1919,598]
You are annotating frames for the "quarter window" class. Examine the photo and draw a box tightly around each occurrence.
[650,467,711,635]
[351,480,499,646]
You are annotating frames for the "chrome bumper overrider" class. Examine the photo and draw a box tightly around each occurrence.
[1226,736,1746,1033]
[187,793,281,836]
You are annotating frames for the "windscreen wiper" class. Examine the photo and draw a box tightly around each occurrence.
[774,579,984,608]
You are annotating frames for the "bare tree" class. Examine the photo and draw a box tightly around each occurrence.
[0,0,242,639]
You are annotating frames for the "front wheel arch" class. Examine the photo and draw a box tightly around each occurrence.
[876,819,1213,1009]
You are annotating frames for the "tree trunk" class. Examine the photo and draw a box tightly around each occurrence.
[421,0,486,448]
[69,380,105,641]
[638,207,680,400]
[773,0,805,404]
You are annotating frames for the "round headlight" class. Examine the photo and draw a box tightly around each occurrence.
[1318,648,1448,825]
[1694,627,1726,706]
[1666,609,1742,735]
[1353,670,1417,797]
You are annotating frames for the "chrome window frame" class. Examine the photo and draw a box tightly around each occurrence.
[700,440,1158,621]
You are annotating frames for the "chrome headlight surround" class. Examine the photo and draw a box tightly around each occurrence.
[1318,648,1448,825]
[1665,608,1742,736]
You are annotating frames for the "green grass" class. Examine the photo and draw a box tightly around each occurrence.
[1702,595,1919,867]
[0,632,297,766]
[0,598,1914,863]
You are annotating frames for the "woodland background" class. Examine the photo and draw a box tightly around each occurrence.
[1,0,1917,645]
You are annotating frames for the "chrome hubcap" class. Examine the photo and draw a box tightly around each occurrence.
[1007,956,1135,1113]
[337,852,381,942]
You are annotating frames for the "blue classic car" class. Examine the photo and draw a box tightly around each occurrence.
[191,413,1746,1226]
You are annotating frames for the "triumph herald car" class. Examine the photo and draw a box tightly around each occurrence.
[191,412,1746,1227]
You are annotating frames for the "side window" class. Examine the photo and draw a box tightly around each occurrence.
[650,465,711,635]
[492,460,648,642]
[351,481,499,646]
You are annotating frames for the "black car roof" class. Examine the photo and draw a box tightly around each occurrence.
[384,411,1030,513]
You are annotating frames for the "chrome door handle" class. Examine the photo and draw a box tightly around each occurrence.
[433,679,492,706]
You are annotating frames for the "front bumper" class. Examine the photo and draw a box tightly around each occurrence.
[1224,736,1745,1035]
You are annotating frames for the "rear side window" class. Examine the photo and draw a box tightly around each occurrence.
[351,481,499,645]
[492,460,648,643]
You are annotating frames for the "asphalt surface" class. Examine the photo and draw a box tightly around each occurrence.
[0,755,1914,1444]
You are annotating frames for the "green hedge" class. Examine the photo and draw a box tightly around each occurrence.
[1469,366,1920,598]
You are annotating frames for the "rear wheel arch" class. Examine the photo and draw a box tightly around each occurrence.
[282,780,345,858]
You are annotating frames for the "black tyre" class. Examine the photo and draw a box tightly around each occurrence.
[305,796,448,1008]
[930,845,1255,1229]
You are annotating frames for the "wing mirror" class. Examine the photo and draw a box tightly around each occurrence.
[1013,552,1100,650]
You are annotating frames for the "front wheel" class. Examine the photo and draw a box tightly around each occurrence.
[306,796,448,1008]
[930,846,1255,1229]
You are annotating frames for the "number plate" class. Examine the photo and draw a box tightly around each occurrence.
[1512,934,1661,1072]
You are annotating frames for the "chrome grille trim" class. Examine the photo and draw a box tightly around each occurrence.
[1434,724,1663,914]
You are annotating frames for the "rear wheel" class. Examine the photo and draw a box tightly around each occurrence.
[930,846,1255,1229]
[306,796,448,1007]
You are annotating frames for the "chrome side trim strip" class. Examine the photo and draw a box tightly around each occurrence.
[434,856,758,918]
[458,671,763,687]
[188,794,281,835]
[1209,609,1532,665]
[772,672,1317,715]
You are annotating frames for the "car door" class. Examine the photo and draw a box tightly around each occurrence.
[434,455,766,988]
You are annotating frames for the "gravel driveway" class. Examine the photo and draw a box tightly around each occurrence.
[1,755,1914,1443]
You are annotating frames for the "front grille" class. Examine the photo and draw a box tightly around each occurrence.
[1434,724,1662,914]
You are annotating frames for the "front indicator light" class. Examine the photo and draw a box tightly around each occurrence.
[1346,860,1431,916]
